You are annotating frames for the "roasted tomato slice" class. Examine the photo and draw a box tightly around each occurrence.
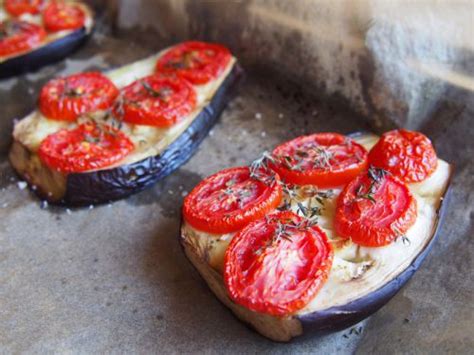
[334,167,417,247]
[271,133,368,187]
[183,167,282,234]
[155,41,232,85]
[39,72,119,122]
[224,211,333,316]
[38,121,134,173]
[0,20,46,56]
[368,129,438,183]
[5,0,43,16]
[42,1,85,32]
[114,74,196,127]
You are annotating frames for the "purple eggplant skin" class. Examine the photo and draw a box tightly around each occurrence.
[0,26,92,79]
[296,176,453,339]
[60,63,244,206]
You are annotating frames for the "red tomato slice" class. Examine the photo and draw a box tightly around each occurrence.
[42,1,85,32]
[5,0,43,16]
[39,72,119,122]
[183,167,282,234]
[0,20,46,56]
[114,74,196,127]
[155,41,232,85]
[334,167,417,247]
[368,129,438,183]
[38,121,134,173]
[224,211,333,316]
[271,133,368,187]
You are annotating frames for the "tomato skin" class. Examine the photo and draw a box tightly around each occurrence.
[334,169,417,247]
[271,133,368,188]
[42,2,85,32]
[369,129,438,183]
[155,41,232,85]
[5,0,43,16]
[38,121,134,173]
[183,167,283,234]
[0,20,46,56]
[115,74,197,127]
[39,72,119,122]
[224,211,333,316]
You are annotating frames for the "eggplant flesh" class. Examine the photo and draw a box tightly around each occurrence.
[9,51,243,206]
[179,133,453,342]
[0,2,94,79]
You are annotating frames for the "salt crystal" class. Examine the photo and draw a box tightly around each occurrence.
[168,190,174,195]
[278,113,284,119]
[261,131,267,138]
[181,191,188,197]
[17,181,27,190]
[66,208,72,215]
[255,113,262,120]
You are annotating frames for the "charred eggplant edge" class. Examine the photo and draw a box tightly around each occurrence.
[178,135,454,342]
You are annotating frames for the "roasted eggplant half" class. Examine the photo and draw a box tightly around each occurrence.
[9,42,243,205]
[179,132,453,342]
[0,1,94,79]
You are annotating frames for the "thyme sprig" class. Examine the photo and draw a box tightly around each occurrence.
[78,118,120,147]
[255,216,318,255]
[354,166,388,203]
[279,184,334,220]
[221,185,254,209]
[275,143,333,172]
[62,79,84,98]
[393,226,411,246]
[141,81,172,100]
[249,151,277,186]
[310,146,333,168]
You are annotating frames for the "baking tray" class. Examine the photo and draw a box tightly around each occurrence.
[0,3,472,353]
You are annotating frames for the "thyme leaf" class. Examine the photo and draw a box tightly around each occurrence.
[254,216,319,256]
[354,166,389,203]
[141,81,172,100]
[249,151,277,186]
